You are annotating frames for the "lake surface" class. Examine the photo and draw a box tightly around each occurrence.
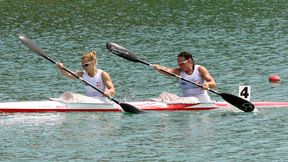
[0,0,287,161]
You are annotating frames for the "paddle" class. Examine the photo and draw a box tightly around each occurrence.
[18,35,143,114]
[106,42,255,112]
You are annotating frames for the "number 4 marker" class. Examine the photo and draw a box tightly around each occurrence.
[239,86,251,101]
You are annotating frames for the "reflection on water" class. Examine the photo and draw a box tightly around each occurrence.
[0,113,65,125]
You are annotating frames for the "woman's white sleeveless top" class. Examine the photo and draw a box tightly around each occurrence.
[82,69,105,97]
[179,65,211,102]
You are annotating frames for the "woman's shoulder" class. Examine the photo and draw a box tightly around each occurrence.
[100,70,110,76]
[100,70,112,81]
[197,65,209,74]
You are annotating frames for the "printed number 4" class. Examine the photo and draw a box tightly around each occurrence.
[240,87,249,99]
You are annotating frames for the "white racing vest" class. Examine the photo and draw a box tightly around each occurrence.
[178,65,211,102]
[82,69,105,97]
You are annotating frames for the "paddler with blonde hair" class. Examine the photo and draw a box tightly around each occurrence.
[56,51,115,98]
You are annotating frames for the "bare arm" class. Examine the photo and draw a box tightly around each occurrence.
[153,64,181,76]
[101,71,116,97]
[56,62,83,79]
[198,65,216,90]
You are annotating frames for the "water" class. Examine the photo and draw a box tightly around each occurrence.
[0,0,288,161]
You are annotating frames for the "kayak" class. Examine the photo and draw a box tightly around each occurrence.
[0,99,287,113]
[16,36,283,113]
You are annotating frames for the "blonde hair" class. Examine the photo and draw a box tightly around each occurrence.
[81,51,96,61]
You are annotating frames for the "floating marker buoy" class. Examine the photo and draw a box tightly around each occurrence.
[269,75,281,83]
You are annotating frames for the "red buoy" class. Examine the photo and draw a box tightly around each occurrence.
[269,75,281,83]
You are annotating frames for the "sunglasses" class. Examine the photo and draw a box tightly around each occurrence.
[81,61,93,68]
[178,59,190,66]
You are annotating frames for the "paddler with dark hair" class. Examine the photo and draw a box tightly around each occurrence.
[153,51,216,103]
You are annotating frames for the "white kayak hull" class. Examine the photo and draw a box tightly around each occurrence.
[0,100,287,113]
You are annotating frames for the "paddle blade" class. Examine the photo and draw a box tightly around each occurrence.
[19,35,56,64]
[106,42,139,62]
[220,93,255,112]
[120,103,144,114]
[19,35,48,58]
